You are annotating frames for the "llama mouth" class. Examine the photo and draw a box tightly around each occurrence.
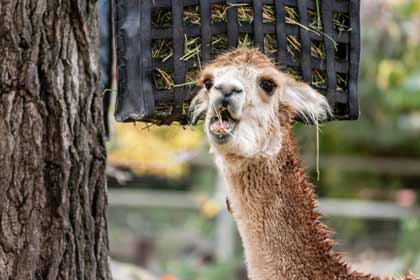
[208,109,238,142]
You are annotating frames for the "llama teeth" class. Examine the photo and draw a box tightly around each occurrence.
[210,119,231,134]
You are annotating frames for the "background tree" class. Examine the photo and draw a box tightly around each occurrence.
[0,1,111,279]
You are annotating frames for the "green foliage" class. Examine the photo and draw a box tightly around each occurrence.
[198,262,236,280]
[324,217,364,245]
[166,259,237,280]
[399,218,420,271]
[394,0,420,18]
[315,0,420,159]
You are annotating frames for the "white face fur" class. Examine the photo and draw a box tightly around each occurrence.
[190,63,332,158]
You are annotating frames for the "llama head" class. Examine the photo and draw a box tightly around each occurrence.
[190,49,332,158]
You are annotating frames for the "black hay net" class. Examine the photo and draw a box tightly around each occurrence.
[113,0,360,125]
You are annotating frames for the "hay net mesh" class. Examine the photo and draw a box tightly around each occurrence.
[115,0,360,125]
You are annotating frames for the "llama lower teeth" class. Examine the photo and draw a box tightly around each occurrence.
[211,120,231,134]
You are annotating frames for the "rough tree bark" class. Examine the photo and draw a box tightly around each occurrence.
[0,1,111,279]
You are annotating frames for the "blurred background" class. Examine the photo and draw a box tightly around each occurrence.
[104,0,420,279]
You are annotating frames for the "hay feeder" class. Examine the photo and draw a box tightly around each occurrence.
[113,0,361,125]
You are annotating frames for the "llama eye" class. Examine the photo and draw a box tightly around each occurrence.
[204,79,213,91]
[260,79,276,95]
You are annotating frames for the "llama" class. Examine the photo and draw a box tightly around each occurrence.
[189,49,417,280]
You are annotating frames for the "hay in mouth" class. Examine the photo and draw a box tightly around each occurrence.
[209,109,238,139]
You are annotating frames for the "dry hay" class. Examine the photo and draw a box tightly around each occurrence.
[150,3,351,119]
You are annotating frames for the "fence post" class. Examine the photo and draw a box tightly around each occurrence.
[215,174,235,261]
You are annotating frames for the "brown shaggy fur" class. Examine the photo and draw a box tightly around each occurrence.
[193,49,418,280]
[222,126,416,280]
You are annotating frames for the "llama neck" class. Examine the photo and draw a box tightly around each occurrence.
[220,133,366,280]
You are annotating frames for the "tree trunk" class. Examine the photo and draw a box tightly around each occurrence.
[0,1,111,279]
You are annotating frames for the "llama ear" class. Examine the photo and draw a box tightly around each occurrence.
[189,88,209,125]
[281,79,333,124]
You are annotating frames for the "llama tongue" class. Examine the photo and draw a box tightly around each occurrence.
[212,120,230,131]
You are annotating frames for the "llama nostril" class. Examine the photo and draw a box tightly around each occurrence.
[222,98,229,108]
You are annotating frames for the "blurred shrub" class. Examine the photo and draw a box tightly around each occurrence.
[107,122,203,178]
